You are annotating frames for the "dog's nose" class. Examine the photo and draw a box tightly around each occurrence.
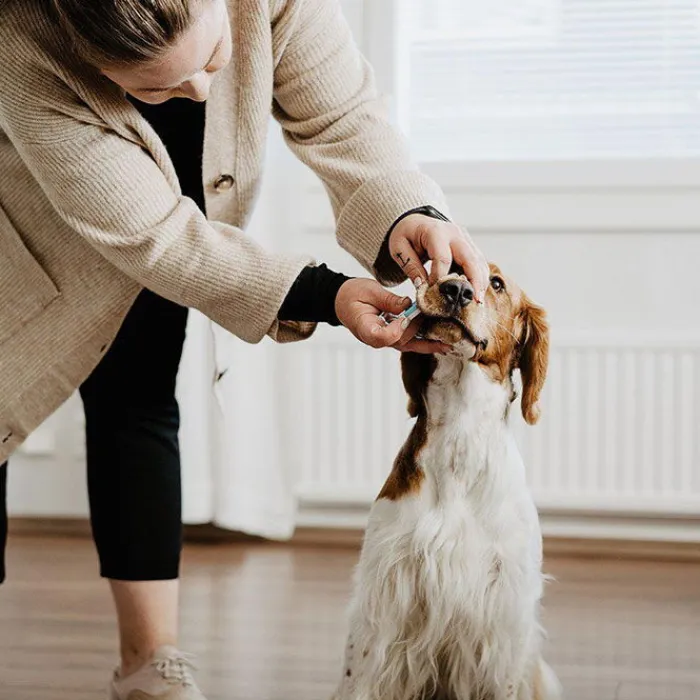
[439,279,474,309]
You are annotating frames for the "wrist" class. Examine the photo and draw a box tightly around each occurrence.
[334,278,357,327]
[390,213,432,244]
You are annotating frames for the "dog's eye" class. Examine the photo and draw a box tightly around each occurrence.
[490,276,505,292]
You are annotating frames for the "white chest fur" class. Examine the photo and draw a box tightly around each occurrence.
[337,359,548,700]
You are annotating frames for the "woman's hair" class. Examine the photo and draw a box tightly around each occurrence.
[49,0,203,66]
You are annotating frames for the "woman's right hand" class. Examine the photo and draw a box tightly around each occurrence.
[334,278,451,355]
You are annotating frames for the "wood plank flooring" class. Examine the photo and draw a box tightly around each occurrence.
[0,535,699,700]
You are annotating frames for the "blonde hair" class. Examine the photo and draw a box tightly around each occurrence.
[50,0,204,66]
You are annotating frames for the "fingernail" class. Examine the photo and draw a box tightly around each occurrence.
[413,277,423,289]
[401,317,411,330]
[403,296,412,307]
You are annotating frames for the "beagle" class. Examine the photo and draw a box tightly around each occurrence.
[332,265,562,700]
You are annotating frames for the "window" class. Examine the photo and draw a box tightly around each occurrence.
[395,0,700,162]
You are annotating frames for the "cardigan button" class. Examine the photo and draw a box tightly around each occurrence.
[213,174,235,192]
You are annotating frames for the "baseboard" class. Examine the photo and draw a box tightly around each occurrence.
[290,527,700,561]
[542,536,700,561]
[7,518,268,544]
[8,517,700,561]
[8,517,92,538]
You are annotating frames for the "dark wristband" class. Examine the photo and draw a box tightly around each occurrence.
[388,205,451,234]
[278,263,352,326]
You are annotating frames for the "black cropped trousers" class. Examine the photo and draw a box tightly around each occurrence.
[0,289,188,583]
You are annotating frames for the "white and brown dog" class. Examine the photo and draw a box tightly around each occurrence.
[332,265,562,700]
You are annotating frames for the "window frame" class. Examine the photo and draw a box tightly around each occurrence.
[361,0,700,196]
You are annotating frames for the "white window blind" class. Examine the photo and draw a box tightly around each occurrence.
[398,0,700,162]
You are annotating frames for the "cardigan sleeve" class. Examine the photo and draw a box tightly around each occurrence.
[0,53,314,345]
[271,0,450,286]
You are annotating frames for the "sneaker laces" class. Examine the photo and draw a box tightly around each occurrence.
[152,652,197,687]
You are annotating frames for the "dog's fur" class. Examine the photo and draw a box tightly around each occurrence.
[332,265,562,700]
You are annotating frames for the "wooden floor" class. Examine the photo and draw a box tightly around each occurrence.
[1,536,699,700]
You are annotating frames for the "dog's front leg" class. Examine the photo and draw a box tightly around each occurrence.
[330,637,358,700]
[499,658,561,700]
[330,627,376,700]
[523,659,562,700]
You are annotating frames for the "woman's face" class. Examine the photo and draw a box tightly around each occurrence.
[101,0,232,104]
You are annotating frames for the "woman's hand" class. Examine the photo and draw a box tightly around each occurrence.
[389,214,490,302]
[335,278,451,355]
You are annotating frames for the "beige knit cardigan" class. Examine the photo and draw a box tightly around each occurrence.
[0,0,448,462]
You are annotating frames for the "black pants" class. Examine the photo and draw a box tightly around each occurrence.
[0,290,188,582]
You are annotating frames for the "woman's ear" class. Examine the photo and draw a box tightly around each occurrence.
[518,299,550,425]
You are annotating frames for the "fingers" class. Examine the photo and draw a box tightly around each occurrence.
[390,235,428,287]
[388,214,489,299]
[395,315,422,341]
[367,286,412,315]
[393,317,452,355]
[363,316,405,348]
[414,220,489,299]
[421,228,453,285]
[452,236,490,303]
[355,309,454,355]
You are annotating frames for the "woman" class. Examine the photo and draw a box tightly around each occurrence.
[0,0,488,697]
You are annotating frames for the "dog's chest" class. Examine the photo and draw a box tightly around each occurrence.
[418,440,537,623]
[365,419,542,637]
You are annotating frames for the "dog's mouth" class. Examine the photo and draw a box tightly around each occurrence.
[419,314,489,352]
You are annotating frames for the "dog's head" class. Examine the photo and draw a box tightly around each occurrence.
[404,262,549,425]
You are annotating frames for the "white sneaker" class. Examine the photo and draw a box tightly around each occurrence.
[109,646,206,700]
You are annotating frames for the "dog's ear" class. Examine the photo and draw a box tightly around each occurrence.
[401,352,437,418]
[517,298,549,425]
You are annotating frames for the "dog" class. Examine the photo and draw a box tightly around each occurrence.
[332,264,562,700]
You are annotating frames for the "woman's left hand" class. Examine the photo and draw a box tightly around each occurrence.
[335,278,451,355]
[389,213,490,302]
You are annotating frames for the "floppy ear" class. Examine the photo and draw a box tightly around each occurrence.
[517,299,549,425]
[401,353,437,418]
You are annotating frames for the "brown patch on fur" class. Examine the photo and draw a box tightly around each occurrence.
[376,353,436,501]
[377,416,427,501]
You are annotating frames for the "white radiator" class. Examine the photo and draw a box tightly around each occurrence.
[287,332,700,537]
